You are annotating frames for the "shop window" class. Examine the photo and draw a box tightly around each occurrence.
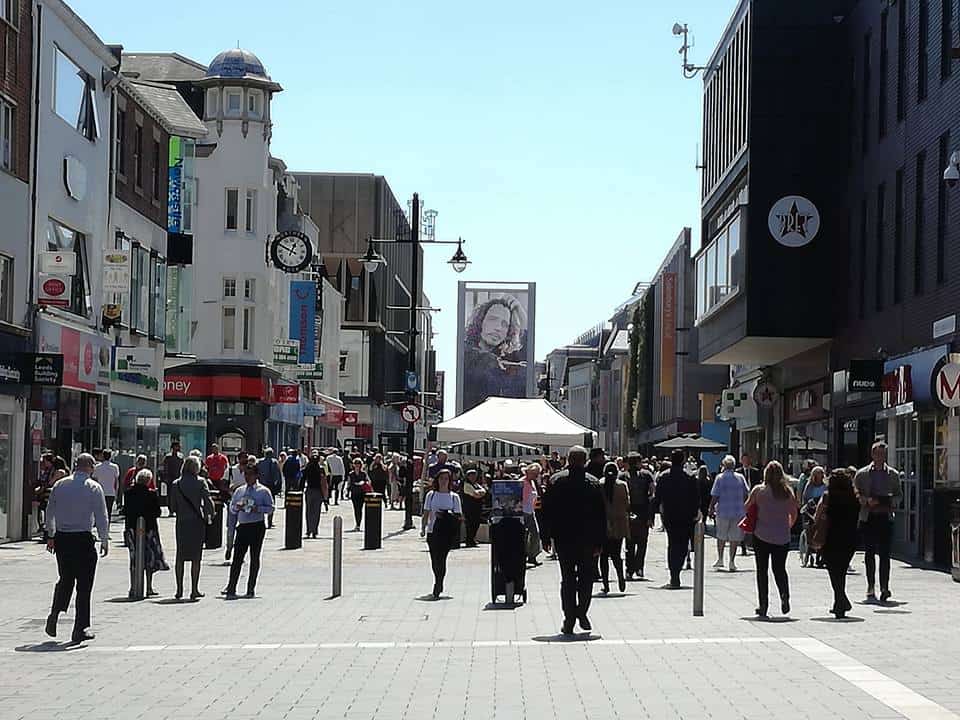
[0,253,11,322]
[46,218,91,317]
[53,47,98,141]
[225,188,238,230]
[0,99,14,171]
[222,306,236,350]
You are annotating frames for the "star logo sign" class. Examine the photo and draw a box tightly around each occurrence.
[776,202,813,239]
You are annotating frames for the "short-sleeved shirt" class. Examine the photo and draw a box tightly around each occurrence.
[92,461,120,496]
[753,485,797,546]
[205,453,229,482]
[423,490,462,533]
[710,470,749,519]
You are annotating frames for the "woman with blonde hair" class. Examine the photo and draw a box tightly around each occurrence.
[744,460,798,618]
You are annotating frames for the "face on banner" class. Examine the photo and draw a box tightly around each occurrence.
[459,286,533,412]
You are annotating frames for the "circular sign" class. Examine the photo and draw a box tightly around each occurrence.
[768,195,820,247]
[935,362,960,408]
[753,380,778,408]
[42,278,66,296]
[401,403,421,424]
[270,230,314,273]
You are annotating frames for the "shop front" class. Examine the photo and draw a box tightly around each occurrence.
[110,345,163,479]
[305,393,343,448]
[878,345,959,563]
[783,379,829,476]
[34,316,111,465]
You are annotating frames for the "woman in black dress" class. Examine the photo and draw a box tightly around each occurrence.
[812,468,860,618]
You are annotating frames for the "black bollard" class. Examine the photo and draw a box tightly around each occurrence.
[285,491,303,549]
[364,493,383,550]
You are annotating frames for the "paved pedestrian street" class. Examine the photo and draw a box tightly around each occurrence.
[1,506,959,720]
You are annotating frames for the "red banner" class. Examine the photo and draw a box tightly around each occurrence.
[271,384,300,404]
[660,272,677,397]
[163,374,270,401]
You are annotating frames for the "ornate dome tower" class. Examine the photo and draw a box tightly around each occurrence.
[197,48,282,139]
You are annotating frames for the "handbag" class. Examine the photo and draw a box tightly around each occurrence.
[738,502,758,533]
[810,496,830,551]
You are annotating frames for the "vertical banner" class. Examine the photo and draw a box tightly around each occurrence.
[660,272,677,397]
[167,136,182,233]
[456,282,536,414]
[289,280,317,365]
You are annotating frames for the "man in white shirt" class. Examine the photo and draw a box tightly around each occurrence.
[325,450,345,505]
[92,449,120,517]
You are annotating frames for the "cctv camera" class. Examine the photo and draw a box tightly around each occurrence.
[944,163,960,189]
[672,23,684,36]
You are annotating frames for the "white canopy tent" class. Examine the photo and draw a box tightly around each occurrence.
[434,397,597,448]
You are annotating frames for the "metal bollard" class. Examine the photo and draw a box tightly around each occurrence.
[332,515,343,598]
[133,516,146,600]
[693,517,705,616]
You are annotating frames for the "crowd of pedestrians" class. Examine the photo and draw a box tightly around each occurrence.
[36,435,903,643]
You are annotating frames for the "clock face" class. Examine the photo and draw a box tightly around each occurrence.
[270,231,314,273]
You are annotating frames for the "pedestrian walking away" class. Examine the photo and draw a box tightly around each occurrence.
[539,446,606,635]
[853,440,901,603]
[347,458,370,531]
[257,448,283,528]
[92,449,120,518]
[303,451,327,538]
[124,469,169,597]
[325,450,345,505]
[653,449,701,588]
[421,468,462,599]
[160,442,184,516]
[746,461,798,618]
[44,453,109,643]
[811,469,860,618]
[709,455,750,572]
[282,448,303,492]
[600,461,630,594]
[168,456,215,600]
[622,452,654,580]
[223,463,274,598]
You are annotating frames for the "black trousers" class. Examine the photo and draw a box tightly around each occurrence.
[331,476,343,503]
[754,537,790,610]
[861,515,893,592]
[600,538,624,589]
[105,496,115,517]
[625,512,650,575]
[351,495,364,527]
[51,532,97,636]
[305,488,323,535]
[427,532,451,594]
[462,496,482,545]
[666,524,693,584]
[824,547,855,612]
[226,522,266,594]
[555,540,595,622]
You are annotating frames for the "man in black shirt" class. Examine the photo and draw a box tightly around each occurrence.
[540,446,606,635]
[622,452,654,580]
[653,449,701,588]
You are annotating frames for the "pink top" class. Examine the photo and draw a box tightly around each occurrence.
[752,485,797,546]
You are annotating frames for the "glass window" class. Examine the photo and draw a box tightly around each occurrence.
[151,256,166,339]
[247,91,261,118]
[0,254,11,323]
[152,140,161,199]
[242,307,254,351]
[215,401,247,415]
[245,189,256,233]
[705,241,717,308]
[225,188,238,230]
[46,219,90,316]
[339,329,370,396]
[135,246,150,333]
[225,90,242,115]
[182,177,196,233]
[223,277,236,297]
[165,266,192,353]
[222,306,236,350]
[54,47,97,141]
[0,100,13,171]
[134,124,142,188]
[716,224,728,297]
[1,0,20,27]
[244,278,255,300]
[728,216,741,292]
[205,88,218,117]
[695,253,705,319]
[696,213,743,321]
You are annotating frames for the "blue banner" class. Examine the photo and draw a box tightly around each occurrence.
[289,280,317,364]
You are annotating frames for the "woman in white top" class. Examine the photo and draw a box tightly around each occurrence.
[421,468,462,599]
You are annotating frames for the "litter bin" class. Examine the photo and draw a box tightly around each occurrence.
[285,491,303,549]
[205,495,223,549]
[951,500,960,583]
[364,493,384,550]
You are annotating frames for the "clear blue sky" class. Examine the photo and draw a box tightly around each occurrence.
[72,0,738,418]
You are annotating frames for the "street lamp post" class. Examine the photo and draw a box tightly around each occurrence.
[361,192,469,530]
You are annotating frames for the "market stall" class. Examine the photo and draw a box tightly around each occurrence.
[434,397,597,448]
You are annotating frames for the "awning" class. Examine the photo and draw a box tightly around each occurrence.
[446,437,542,462]
[435,397,596,447]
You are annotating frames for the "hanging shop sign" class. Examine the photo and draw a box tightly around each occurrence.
[38,274,71,308]
[273,339,300,366]
[934,354,960,409]
[102,248,132,295]
[343,410,359,426]
[36,318,110,394]
[38,251,76,276]
[289,280,317,364]
[753,380,778,408]
[848,359,884,392]
[0,353,64,385]
[768,195,821,248]
[271,384,300,404]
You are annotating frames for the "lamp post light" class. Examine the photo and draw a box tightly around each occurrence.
[360,193,468,530]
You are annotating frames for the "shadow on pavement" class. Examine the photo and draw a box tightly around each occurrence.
[15,641,84,652]
[105,596,139,603]
[739,616,799,623]
[592,592,630,598]
[873,609,911,614]
[152,598,190,605]
[482,602,523,611]
[531,633,601,643]
[810,616,865,623]
[415,594,451,602]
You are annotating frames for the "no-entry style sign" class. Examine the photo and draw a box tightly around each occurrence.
[401,403,421,424]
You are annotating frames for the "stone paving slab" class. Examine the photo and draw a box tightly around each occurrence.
[0,504,958,719]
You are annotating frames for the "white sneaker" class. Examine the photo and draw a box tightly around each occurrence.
[712,559,724,569]
[729,560,737,572]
